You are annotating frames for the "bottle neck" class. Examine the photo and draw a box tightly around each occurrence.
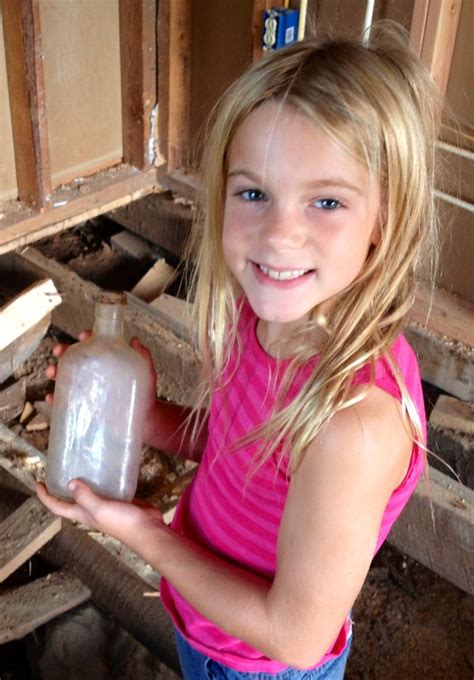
[92,315,125,339]
[92,297,126,339]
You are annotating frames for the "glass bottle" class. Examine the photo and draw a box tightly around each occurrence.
[46,292,150,501]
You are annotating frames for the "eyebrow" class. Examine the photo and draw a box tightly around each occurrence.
[227,169,362,194]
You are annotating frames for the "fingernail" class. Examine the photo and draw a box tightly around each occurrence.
[68,480,77,493]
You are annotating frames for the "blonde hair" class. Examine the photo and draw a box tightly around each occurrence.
[188,23,440,472]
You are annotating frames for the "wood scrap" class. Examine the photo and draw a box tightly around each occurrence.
[25,412,49,432]
[131,258,177,302]
[110,229,157,262]
[0,496,61,583]
[0,278,60,352]
[0,379,26,424]
[0,569,91,644]
[429,395,474,436]
[19,400,34,424]
[409,285,474,348]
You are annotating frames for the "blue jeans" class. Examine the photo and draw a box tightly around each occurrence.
[175,630,352,679]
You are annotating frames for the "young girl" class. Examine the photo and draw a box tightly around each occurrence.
[38,24,439,679]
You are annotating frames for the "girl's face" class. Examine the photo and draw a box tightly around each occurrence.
[222,101,381,342]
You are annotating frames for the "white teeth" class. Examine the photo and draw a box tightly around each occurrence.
[259,265,308,280]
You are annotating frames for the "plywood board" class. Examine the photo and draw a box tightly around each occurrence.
[39,0,123,187]
[0,16,18,202]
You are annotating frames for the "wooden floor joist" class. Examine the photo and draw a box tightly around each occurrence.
[5,246,199,406]
[0,570,91,644]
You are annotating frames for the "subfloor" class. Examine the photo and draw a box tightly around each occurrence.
[1,326,473,680]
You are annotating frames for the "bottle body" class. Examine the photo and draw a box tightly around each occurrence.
[46,296,150,501]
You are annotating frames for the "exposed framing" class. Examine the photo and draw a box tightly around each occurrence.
[1,0,159,247]
[2,0,52,209]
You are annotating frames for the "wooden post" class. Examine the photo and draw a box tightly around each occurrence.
[2,0,52,209]
[157,0,171,164]
[411,0,462,96]
[119,0,158,170]
[167,0,192,172]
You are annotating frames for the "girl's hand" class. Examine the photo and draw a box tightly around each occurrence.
[45,330,92,404]
[36,480,164,548]
[129,337,158,427]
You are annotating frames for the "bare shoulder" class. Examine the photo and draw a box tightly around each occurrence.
[304,383,413,492]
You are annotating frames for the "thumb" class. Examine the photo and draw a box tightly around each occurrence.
[67,479,102,515]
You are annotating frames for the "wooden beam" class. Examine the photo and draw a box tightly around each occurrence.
[417,0,462,96]
[119,0,158,170]
[388,466,474,596]
[9,247,199,406]
[0,165,159,256]
[0,380,26,425]
[408,285,473,348]
[0,569,91,644]
[430,395,474,436]
[0,279,60,352]
[2,0,52,208]
[406,326,473,401]
[0,497,61,583]
[409,0,430,54]
[167,0,192,171]
[157,0,171,163]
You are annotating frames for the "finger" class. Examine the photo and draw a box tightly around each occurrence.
[45,393,54,405]
[52,343,70,358]
[67,479,104,517]
[36,482,78,519]
[78,330,92,341]
[130,337,155,370]
[45,364,57,380]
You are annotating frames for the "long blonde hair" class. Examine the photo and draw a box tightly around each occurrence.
[188,23,440,472]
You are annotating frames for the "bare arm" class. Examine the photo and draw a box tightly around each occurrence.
[37,385,411,668]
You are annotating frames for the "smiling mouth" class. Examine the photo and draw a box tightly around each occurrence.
[257,264,313,281]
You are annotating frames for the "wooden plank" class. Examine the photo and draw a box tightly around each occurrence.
[1,0,52,208]
[0,165,159,256]
[409,0,430,53]
[0,569,91,643]
[430,395,474,436]
[167,0,192,171]
[119,0,157,170]
[406,326,473,401]
[0,316,50,385]
[0,497,61,583]
[408,285,473,348]
[0,380,26,424]
[131,259,177,301]
[9,247,199,406]
[388,466,474,596]
[108,188,194,258]
[157,0,171,162]
[419,0,462,96]
[149,294,194,341]
[0,279,60,351]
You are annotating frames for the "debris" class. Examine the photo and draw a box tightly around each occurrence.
[429,395,474,436]
[25,412,49,432]
[131,259,177,302]
[19,401,34,424]
[0,379,26,424]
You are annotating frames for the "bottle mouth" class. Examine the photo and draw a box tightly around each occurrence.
[95,292,127,320]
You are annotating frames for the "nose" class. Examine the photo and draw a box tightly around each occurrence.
[260,202,306,250]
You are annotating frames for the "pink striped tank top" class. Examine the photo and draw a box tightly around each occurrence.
[160,299,426,673]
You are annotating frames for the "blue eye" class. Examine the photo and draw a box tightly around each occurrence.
[315,198,341,210]
[238,189,267,202]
